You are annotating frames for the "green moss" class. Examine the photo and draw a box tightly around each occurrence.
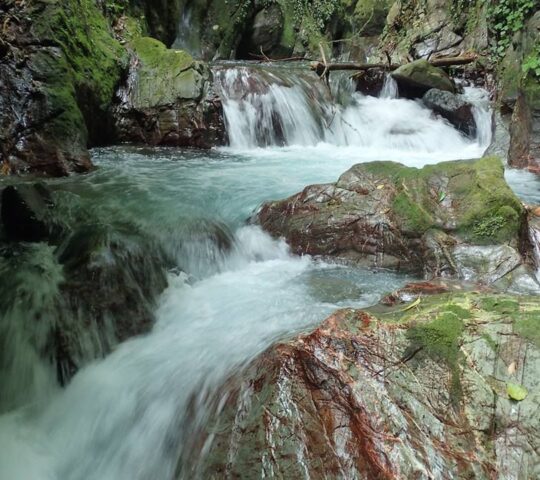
[406,311,465,403]
[30,0,127,146]
[472,205,520,243]
[131,37,193,71]
[358,157,523,241]
[392,191,433,234]
[443,304,472,320]
[480,297,520,314]
[514,311,540,347]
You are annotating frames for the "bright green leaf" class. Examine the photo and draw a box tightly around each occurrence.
[506,382,528,401]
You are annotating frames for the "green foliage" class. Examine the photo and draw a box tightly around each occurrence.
[488,0,536,58]
[103,0,128,17]
[522,42,540,78]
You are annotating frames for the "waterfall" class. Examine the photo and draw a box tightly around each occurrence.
[379,74,398,99]
[213,65,491,154]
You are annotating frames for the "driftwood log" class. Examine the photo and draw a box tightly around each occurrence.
[310,55,478,77]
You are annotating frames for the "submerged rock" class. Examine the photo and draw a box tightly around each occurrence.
[53,222,169,384]
[392,59,455,98]
[422,88,476,137]
[113,37,226,148]
[183,288,540,479]
[256,156,538,289]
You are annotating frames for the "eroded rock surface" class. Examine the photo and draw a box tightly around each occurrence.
[256,157,538,290]
[182,289,540,479]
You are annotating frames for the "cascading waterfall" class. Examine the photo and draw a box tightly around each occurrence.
[0,61,507,480]
[213,64,492,154]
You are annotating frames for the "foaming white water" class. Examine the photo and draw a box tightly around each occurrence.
[214,65,491,155]
[0,226,408,479]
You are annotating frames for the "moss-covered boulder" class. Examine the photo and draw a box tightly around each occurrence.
[180,286,540,478]
[391,59,455,97]
[0,0,126,175]
[256,156,538,289]
[113,37,226,148]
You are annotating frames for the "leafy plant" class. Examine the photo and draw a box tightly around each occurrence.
[488,0,536,58]
[522,43,540,78]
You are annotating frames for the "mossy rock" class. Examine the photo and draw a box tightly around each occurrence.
[129,37,202,108]
[257,156,531,283]
[392,59,455,97]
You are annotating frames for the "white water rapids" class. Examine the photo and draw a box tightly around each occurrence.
[0,64,522,480]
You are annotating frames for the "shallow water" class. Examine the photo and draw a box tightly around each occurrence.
[1,67,529,479]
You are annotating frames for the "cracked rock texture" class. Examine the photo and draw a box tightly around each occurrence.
[181,285,540,479]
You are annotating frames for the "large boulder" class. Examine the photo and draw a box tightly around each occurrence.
[0,0,125,175]
[256,157,538,289]
[113,37,226,148]
[181,288,540,478]
[422,88,477,137]
[391,59,455,98]
[380,0,488,63]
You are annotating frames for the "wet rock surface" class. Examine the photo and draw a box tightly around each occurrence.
[256,157,538,289]
[498,12,540,173]
[0,0,125,175]
[422,88,476,137]
[182,287,540,479]
[391,59,455,98]
[113,37,226,148]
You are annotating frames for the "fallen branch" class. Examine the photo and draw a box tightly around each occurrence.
[310,54,478,77]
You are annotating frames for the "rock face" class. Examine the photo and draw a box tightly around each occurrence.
[113,37,226,148]
[257,157,538,289]
[422,88,476,137]
[182,288,540,479]
[0,0,125,175]
[381,0,488,62]
[498,12,540,172]
[391,59,455,98]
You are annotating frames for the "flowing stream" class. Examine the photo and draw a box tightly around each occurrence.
[1,64,537,479]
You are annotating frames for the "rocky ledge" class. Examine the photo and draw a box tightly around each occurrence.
[183,284,540,479]
[113,37,226,148]
[256,156,539,292]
